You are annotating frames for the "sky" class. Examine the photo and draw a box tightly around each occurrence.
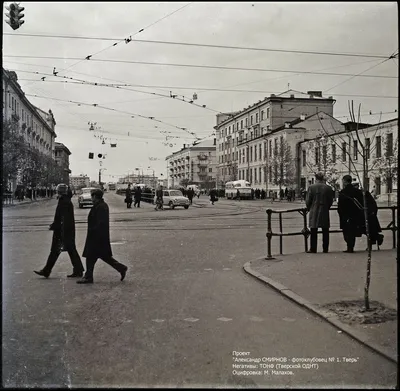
[3,2,398,183]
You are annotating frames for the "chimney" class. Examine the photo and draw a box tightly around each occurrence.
[213,138,216,145]
[284,122,290,129]
[270,94,276,97]
[307,91,322,98]
[183,144,186,149]
[300,114,306,120]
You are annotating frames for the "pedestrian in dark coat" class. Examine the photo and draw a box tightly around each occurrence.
[134,186,142,208]
[337,175,365,253]
[187,189,194,204]
[209,188,217,205]
[279,189,284,200]
[125,184,133,208]
[78,189,127,284]
[34,184,84,278]
[306,173,334,253]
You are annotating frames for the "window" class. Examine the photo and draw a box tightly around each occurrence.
[251,115,253,125]
[353,140,358,160]
[315,147,320,165]
[302,150,306,167]
[239,171,241,180]
[209,168,212,173]
[254,168,257,183]
[241,120,243,129]
[259,167,262,183]
[322,145,327,165]
[269,140,272,156]
[237,123,239,131]
[269,165,272,180]
[376,136,381,158]
[365,138,370,160]
[267,108,270,119]
[387,133,393,157]
[264,142,267,160]
[259,144,262,161]
[342,142,347,161]
[228,126,231,134]
[245,118,248,127]
[254,146,257,161]
[332,144,336,163]
[250,146,253,162]
[256,113,259,123]
[261,111,264,120]
[387,177,393,193]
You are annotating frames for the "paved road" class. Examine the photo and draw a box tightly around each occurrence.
[2,194,397,388]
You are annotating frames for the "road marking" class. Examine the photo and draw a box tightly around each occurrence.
[223,268,232,271]
[110,241,126,245]
[14,272,23,274]
[249,316,264,322]
[217,317,233,322]
[152,319,165,323]
[124,320,133,323]
[184,318,199,322]
[282,317,296,322]
[204,268,213,271]
[55,319,70,324]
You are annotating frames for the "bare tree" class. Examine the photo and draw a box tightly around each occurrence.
[270,137,296,191]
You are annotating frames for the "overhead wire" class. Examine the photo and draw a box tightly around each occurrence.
[3,32,392,59]
[4,55,397,79]
[59,2,193,75]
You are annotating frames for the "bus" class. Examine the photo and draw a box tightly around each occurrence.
[225,180,252,200]
[108,182,116,191]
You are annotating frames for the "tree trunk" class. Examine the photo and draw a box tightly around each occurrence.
[362,189,372,311]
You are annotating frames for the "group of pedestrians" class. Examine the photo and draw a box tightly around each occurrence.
[34,184,128,284]
[14,187,57,202]
[125,184,142,209]
[305,172,383,253]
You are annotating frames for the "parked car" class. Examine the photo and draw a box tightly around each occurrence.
[154,189,190,209]
[78,187,97,208]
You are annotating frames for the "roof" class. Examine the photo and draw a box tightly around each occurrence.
[55,142,71,155]
[276,89,331,100]
[272,111,341,132]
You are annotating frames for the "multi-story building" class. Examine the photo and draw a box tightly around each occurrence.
[299,118,398,201]
[55,142,72,185]
[118,174,158,189]
[214,90,335,189]
[3,69,57,158]
[166,138,217,189]
[70,175,90,189]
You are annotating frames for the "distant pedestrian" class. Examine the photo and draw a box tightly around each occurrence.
[125,184,133,208]
[236,189,241,201]
[155,185,164,210]
[279,189,284,200]
[77,189,127,284]
[306,172,334,253]
[34,184,84,279]
[134,186,142,208]
[187,188,194,204]
[67,185,73,199]
[251,188,255,200]
[209,188,217,205]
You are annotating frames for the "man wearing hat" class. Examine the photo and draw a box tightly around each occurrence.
[34,184,84,278]
[77,189,128,284]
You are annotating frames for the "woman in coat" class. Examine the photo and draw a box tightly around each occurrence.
[34,184,84,278]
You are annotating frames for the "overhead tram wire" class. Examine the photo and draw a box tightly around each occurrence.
[4,32,392,59]
[24,92,199,139]
[59,2,193,75]
[4,55,397,79]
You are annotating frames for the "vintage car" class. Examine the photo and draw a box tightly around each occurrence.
[154,189,190,209]
[78,187,97,208]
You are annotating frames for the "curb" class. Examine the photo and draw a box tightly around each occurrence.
[2,198,55,208]
[243,260,398,365]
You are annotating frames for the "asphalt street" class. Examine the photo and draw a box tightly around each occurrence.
[2,194,397,388]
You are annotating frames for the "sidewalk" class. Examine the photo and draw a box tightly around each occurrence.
[2,196,61,208]
[244,249,397,363]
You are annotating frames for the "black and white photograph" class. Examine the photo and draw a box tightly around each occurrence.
[2,1,398,388]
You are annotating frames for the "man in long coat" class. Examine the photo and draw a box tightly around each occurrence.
[306,172,334,253]
[77,189,128,284]
[133,185,142,208]
[125,184,133,208]
[34,184,84,278]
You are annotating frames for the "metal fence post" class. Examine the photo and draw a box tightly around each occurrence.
[391,206,396,249]
[279,212,283,255]
[301,208,309,253]
[266,209,275,260]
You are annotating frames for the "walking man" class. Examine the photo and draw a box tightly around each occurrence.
[134,185,142,208]
[34,184,84,278]
[306,172,334,253]
[187,188,194,205]
[77,189,128,284]
[125,184,133,208]
[209,188,217,205]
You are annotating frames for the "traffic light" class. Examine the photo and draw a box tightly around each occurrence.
[89,152,94,159]
[5,3,25,30]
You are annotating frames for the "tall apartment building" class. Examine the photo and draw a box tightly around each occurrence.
[166,138,217,189]
[214,90,336,190]
[55,142,72,185]
[70,175,90,189]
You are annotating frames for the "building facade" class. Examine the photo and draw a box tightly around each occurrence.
[214,90,335,189]
[3,69,57,158]
[70,175,90,189]
[166,138,217,189]
[118,174,158,189]
[299,118,398,201]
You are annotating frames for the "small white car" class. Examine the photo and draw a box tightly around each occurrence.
[154,190,190,209]
[78,187,97,208]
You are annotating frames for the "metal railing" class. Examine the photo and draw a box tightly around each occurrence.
[2,193,14,205]
[266,206,398,259]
